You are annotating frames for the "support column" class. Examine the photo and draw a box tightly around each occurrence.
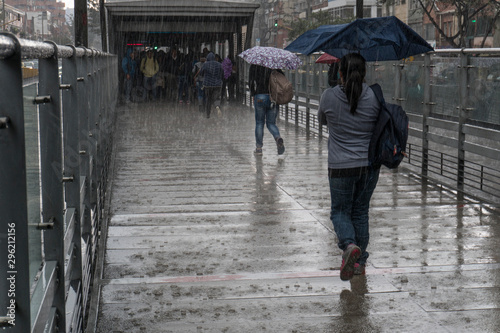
[38,41,66,331]
[422,54,432,177]
[457,51,470,192]
[61,45,84,332]
[0,32,31,333]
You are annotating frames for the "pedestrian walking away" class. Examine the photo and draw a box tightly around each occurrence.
[193,56,206,113]
[199,52,223,118]
[165,47,181,101]
[248,64,285,155]
[327,62,340,88]
[317,53,381,281]
[178,53,192,104]
[227,60,238,102]
[221,56,233,103]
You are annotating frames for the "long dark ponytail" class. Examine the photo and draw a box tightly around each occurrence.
[339,53,366,114]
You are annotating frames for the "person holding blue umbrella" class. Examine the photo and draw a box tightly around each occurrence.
[318,53,381,281]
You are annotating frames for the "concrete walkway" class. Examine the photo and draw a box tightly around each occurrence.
[88,101,500,332]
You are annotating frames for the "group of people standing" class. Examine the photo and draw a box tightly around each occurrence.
[121,46,238,112]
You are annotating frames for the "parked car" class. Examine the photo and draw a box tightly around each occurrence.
[22,61,35,69]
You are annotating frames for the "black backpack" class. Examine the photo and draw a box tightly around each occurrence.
[369,84,409,169]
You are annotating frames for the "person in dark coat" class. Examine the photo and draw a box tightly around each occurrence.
[122,48,137,103]
[165,48,181,100]
[199,52,223,118]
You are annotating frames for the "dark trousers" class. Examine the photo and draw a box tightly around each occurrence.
[204,86,221,116]
[228,75,237,101]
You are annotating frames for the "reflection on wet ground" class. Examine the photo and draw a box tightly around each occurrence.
[90,101,500,332]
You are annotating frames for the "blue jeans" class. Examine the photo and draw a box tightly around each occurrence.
[124,77,133,102]
[328,167,380,265]
[196,81,205,106]
[178,75,189,101]
[254,94,280,148]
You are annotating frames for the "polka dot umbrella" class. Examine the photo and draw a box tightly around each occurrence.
[238,46,302,70]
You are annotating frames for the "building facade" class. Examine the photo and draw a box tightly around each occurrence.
[5,0,67,41]
[318,0,381,20]
[1,3,25,35]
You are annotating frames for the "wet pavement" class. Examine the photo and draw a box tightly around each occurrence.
[88,100,500,332]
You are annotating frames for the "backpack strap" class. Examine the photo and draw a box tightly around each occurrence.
[268,69,276,97]
[368,83,390,169]
[369,83,386,106]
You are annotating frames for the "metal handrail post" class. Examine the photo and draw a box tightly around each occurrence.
[95,54,103,222]
[422,53,432,177]
[100,56,110,206]
[318,60,324,138]
[457,51,470,191]
[77,50,90,236]
[61,46,84,331]
[305,55,311,132]
[77,50,92,316]
[89,51,98,209]
[294,60,300,126]
[0,33,31,333]
[394,61,403,105]
[38,40,66,331]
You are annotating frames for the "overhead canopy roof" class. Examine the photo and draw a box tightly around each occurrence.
[105,0,260,34]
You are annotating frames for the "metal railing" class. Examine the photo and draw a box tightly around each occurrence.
[243,48,500,206]
[0,33,118,332]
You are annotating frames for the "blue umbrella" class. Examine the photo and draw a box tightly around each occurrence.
[284,24,347,55]
[286,16,434,61]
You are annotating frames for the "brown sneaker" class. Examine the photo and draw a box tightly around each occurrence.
[354,263,365,275]
[340,244,361,281]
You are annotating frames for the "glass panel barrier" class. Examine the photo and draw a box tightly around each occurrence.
[365,60,398,99]
[430,54,460,119]
[469,56,500,125]
[23,81,43,285]
[402,58,425,115]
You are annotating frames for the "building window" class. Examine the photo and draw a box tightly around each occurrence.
[363,7,371,18]
[345,7,354,18]
[410,23,423,37]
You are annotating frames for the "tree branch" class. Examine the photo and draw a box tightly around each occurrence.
[417,0,460,47]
